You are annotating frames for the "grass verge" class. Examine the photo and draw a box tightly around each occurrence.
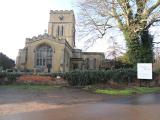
[95,87,160,96]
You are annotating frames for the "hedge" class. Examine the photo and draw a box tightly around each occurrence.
[64,69,137,86]
[0,72,21,84]
[0,68,157,86]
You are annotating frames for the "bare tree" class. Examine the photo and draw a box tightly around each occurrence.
[105,36,125,60]
[77,0,160,65]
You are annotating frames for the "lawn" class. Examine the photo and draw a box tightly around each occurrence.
[1,85,160,96]
[95,87,160,95]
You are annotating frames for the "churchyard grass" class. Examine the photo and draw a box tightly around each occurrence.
[95,87,160,96]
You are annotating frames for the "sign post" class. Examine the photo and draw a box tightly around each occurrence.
[137,63,152,87]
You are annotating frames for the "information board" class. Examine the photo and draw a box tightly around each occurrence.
[137,63,152,79]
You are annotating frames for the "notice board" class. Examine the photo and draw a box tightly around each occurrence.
[137,63,152,80]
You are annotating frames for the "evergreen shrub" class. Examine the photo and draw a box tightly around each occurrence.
[0,72,21,84]
[64,69,137,86]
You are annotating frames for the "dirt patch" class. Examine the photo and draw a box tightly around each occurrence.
[0,102,65,116]
[17,75,68,86]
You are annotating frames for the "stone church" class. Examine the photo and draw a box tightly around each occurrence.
[16,10,105,72]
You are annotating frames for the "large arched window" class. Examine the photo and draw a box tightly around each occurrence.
[35,44,53,68]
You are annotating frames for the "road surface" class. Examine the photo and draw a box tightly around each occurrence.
[0,87,159,120]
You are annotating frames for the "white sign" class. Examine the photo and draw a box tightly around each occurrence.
[137,63,152,79]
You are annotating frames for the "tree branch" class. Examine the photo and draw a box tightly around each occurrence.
[117,0,130,25]
[83,8,104,37]
[111,1,124,29]
[147,0,160,16]
[136,0,146,15]
[145,19,160,30]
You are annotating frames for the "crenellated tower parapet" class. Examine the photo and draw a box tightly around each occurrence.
[48,10,75,48]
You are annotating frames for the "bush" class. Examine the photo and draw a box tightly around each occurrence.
[0,72,21,84]
[64,69,137,86]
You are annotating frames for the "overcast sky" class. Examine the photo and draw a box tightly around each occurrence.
[0,0,111,60]
[0,0,68,60]
[0,0,159,60]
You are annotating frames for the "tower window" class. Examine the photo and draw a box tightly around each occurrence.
[57,26,64,36]
[57,26,60,36]
[61,26,64,36]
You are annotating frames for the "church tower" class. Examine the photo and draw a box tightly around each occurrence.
[48,10,75,48]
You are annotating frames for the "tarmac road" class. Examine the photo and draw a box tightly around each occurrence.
[0,87,160,120]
